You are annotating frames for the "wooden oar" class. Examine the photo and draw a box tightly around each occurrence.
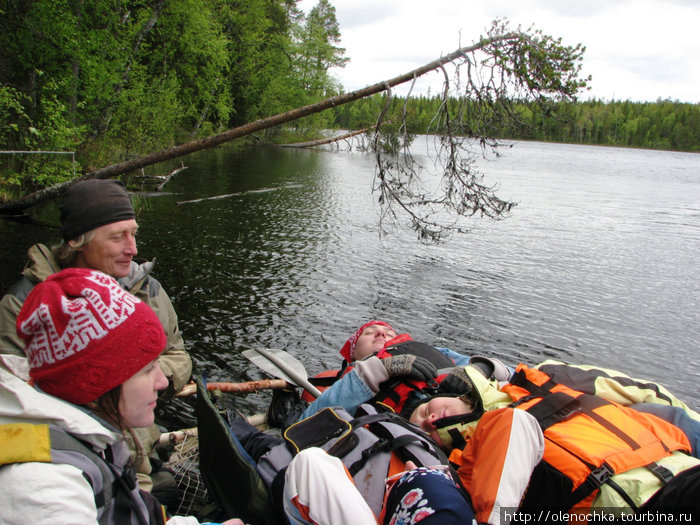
[176,378,289,397]
[242,347,321,398]
[158,427,197,447]
[158,411,268,447]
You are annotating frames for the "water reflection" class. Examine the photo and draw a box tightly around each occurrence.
[1,141,698,424]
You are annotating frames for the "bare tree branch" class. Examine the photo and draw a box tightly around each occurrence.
[368,19,587,241]
[1,21,587,223]
[277,128,369,148]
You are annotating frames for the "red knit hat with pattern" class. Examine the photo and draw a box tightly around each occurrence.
[339,320,395,362]
[16,268,166,404]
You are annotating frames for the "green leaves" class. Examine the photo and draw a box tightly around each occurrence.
[1,0,354,195]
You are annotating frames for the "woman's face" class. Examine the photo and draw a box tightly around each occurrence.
[118,359,168,429]
[353,324,397,360]
[409,396,472,447]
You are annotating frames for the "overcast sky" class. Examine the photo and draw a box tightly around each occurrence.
[298,0,700,103]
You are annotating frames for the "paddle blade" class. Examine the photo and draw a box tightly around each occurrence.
[242,347,321,398]
[242,348,306,384]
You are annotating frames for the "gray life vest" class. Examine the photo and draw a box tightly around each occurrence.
[256,403,452,515]
[0,423,159,525]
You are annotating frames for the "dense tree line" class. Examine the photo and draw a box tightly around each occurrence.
[332,95,700,153]
[525,99,700,152]
[0,0,346,198]
[2,1,696,203]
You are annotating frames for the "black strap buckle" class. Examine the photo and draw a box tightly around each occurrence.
[589,462,615,487]
[121,463,138,491]
[556,400,581,420]
[362,438,390,461]
[648,462,675,484]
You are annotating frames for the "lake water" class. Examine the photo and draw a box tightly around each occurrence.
[1,139,698,423]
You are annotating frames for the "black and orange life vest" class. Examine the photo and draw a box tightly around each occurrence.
[501,365,692,511]
[302,336,454,412]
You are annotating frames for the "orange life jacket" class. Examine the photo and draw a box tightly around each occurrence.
[501,364,692,511]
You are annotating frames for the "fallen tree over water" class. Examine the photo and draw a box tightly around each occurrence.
[277,128,369,148]
[1,20,588,240]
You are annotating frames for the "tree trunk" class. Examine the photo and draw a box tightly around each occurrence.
[0,32,516,214]
[277,128,369,148]
[98,0,164,136]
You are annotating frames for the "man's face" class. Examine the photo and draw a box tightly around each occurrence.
[73,219,138,278]
[353,323,397,361]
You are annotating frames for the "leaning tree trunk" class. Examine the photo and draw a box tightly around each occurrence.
[0,33,519,214]
[277,128,369,148]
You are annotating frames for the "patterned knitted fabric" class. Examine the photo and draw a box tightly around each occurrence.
[16,268,166,404]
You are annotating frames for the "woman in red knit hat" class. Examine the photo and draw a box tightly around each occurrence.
[0,268,242,525]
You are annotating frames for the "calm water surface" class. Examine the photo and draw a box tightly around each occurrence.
[1,139,698,423]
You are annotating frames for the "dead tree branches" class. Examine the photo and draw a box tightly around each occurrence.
[277,128,369,148]
[370,19,588,241]
[1,19,588,244]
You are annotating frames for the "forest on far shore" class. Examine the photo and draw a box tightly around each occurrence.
[2,0,697,204]
[332,96,700,153]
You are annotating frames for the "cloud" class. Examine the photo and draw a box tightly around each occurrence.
[299,0,700,102]
[332,0,395,29]
[525,0,620,18]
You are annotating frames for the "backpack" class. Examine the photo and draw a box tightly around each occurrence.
[257,403,452,515]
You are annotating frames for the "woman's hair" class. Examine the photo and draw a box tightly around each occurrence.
[91,384,125,429]
[51,231,95,267]
[90,385,140,469]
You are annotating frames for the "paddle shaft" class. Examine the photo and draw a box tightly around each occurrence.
[158,411,268,447]
[175,378,289,397]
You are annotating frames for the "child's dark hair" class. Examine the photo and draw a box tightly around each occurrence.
[400,392,473,421]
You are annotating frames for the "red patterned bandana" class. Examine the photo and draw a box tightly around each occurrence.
[339,320,395,362]
[17,268,166,404]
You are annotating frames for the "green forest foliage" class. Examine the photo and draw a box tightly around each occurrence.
[331,95,700,153]
[1,1,697,201]
[0,0,346,197]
